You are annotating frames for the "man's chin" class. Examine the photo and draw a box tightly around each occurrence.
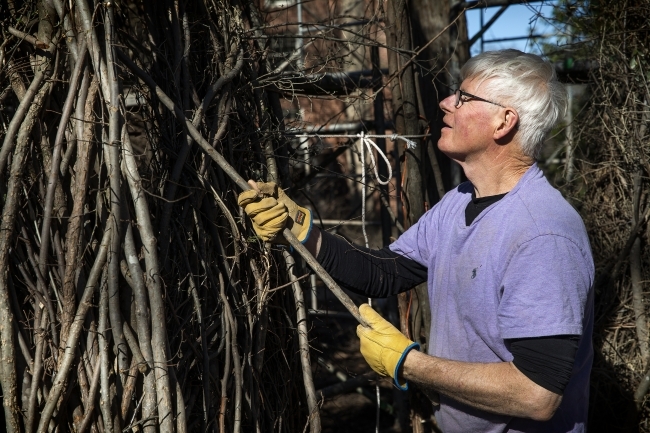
[437,143,465,163]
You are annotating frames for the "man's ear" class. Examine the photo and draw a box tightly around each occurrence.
[493,108,519,141]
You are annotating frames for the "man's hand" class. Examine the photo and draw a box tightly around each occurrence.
[356,304,419,390]
[237,182,287,242]
[237,181,313,243]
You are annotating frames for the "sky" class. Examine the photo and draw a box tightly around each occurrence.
[465,1,560,57]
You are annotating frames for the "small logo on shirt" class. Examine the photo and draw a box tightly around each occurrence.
[471,265,482,279]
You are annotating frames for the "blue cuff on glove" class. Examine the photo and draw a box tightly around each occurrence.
[300,211,313,244]
[393,342,420,391]
[289,212,313,253]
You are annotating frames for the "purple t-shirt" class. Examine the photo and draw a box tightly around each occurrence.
[390,164,594,433]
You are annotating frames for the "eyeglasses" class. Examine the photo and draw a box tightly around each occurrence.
[454,89,505,109]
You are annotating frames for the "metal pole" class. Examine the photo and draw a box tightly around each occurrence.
[372,45,392,247]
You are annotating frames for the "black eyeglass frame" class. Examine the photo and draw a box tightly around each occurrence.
[454,89,505,109]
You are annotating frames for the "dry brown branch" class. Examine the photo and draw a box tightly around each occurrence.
[284,250,321,433]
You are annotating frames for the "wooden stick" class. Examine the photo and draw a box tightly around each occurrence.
[7,26,49,49]
[284,250,321,433]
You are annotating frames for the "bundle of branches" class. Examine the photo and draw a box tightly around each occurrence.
[0,0,322,432]
[563,0,650,430]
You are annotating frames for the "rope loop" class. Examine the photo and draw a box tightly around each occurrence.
[356,132,392,186]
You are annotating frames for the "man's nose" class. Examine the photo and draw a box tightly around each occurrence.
[439,93,456,112]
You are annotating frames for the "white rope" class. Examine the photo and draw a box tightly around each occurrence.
[296,131,416,187]
[357,131,393,186]
[356,130,398,249]
[296,133,418,152]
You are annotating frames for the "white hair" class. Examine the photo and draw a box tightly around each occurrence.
[460,49,567,158]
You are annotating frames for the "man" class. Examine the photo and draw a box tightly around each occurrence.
[238,49,594,432]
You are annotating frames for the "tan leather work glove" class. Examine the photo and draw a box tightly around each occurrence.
[356,304,420,390]
[237,181,313,243]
